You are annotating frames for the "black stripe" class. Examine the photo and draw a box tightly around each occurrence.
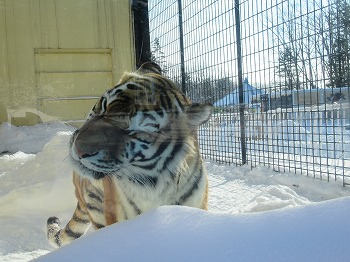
[65,227,83,239]
[77,202,88,214]
[162,139,183,173]
[161,78,187,111]
[155,90,169,109]
[128,198,142,215]
[72,214,90,224]
[132,151,145,160]
[176,162,203,205]
[156,78,186,112]
[122,205,128,220]
[173,93,185,112]
[153,82,172,109]
[115,93,130,102]
[92,171,106,180]
[141,144,148,149]
[152,141,169,159]
[127,83,143,90]
[94,223,105,229]
[162,93,173,110]
[144,123,160,129]
[86,203,103,213]
[130,141,136,151]
[157,109,164,117]
[106,86,117,95]
[87,190,103,203]
[134,77,150,84]
[135,137,151,144]
[143,112,156,121]
[110,88,122,97]
[133,159,158,170]
[55,230,62,247]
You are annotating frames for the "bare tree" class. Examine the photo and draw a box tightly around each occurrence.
[270,0,350,89]
[270,1,318,90]
[318,0,350,88]
[276,46,301,90]
[150,37,168,74]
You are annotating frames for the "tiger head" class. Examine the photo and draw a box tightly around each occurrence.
[69,63,213,180]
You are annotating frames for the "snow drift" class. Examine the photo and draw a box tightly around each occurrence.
[37,199,350,262]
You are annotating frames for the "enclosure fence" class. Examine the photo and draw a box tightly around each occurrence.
[147,0,350,186]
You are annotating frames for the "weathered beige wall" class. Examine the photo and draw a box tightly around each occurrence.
[0,0,134,126]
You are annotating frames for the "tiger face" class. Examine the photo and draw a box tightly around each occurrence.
[69,63,213,181]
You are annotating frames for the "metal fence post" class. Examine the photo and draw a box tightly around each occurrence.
[177,0,186,94]
[132,0,152,68]
[234,0,247,165]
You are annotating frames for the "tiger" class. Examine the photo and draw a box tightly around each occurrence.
[46,62,213,247]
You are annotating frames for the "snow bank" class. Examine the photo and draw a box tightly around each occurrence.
[36,198,350,262]
[207,162,350,214]
[0,122,73,154]
[0,131,75,216]
[0,127,76,259]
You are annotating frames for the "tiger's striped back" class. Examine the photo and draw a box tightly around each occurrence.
[47,63,212,247]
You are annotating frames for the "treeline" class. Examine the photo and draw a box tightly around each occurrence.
[150,0,350,102]
[275,0,350,90]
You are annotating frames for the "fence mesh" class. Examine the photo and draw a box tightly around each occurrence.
[148,0,350,186]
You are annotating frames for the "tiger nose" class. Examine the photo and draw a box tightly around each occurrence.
[75,145,98,159]
[74,130,106,159]
[73,117,112,159]
[73,116,127,160]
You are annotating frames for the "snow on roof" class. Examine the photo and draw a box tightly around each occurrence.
[214,78,262,107]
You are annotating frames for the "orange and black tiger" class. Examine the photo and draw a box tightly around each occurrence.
[47,63,213,247]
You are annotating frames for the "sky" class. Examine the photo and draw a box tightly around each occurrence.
[148,0,338,89]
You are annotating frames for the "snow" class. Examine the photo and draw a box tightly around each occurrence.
[36,200,350,262]
[0,122,349,261]
[214,79,262,107]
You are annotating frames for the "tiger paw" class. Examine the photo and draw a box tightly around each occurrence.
[47,216,61,227]
[47,216,62,247]
[47,217,61,238]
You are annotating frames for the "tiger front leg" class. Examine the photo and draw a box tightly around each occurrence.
[47,202,92,247]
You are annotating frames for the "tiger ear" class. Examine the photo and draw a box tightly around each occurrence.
[185,103,213,129]
[138,62,162,75]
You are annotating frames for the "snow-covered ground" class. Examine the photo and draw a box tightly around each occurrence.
[0,122,349,261]
[200,109,350,183]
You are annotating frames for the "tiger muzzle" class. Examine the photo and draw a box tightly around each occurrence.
[73,117,128,160]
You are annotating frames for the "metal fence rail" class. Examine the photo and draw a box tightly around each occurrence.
[147,0,350,186]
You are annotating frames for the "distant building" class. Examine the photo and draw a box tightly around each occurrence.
[292,87,349,107]
[214,78,350,112]
[214,78,263,109]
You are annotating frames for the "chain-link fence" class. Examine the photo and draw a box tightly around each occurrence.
[147,0,350,186]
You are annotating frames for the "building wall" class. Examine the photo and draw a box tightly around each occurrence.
[292,88,350,107]
[0,0,134,126]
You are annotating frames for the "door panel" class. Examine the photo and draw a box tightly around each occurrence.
[35,48,113,123]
